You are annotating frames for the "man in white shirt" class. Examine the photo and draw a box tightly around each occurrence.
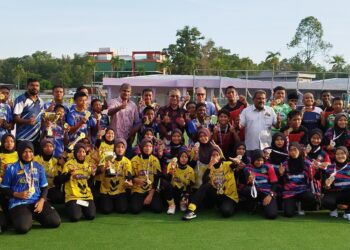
[240,90,281,156]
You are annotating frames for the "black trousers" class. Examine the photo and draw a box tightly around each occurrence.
[129,191,163,214]
[99,193,128,214]
[65,200,96,222]
[283,191,317,217]
[48,187,65,204]
[241,186,278,219]
[322,189,350,213]
[9,202,61,234]
[191,182,237,218]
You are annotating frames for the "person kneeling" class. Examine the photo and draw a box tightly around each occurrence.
[0,141,61,234]
[58,143,96,222]
[183,147,239,220]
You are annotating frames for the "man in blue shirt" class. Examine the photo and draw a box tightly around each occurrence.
[0,141,61,234]
[44,85,69,114]
[195,87,218,116]
[13,78,44,153]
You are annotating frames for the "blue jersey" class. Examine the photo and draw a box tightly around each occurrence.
[0,102,13,140]
[13,93,44,141]
[43,101,69,113]
[66,108,93,142]
[244,164,278,195]
[1,161,48,209]
[324,163,350,192]
[89,113,109,145]
[52,122,65,158]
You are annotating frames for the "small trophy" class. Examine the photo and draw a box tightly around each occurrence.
[68,132,86,151]
[43,112,60,136]
[105,151,117,176]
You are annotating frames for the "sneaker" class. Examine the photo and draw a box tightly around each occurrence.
[180,200,187,212]
[297,202,305,216]
[167,204,176,215]
[329,209,338,218]
[343,213,350,220]
[182,211,197,220]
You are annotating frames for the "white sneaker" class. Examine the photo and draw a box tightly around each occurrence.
[167,205,176,215]
[343,213,350,220]
[297,202,305,216]
[329,209,338,218]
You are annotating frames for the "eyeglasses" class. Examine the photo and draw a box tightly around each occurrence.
[196,93,205,96]
[170,95,179,98]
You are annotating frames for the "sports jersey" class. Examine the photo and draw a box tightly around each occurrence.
[131,155,161,194]
[62,159,93,202]
[166,163,195,191]
[96,141,114,182]
[244,163,278,195]
[271,102,291,133]
[0,151,18,178]
[89,113,110,145]
[280,125,308,146]
[323,163,350,192]
[34,155,61,188]
[0,102,12,140]
[281,160,312,199]
[66,107,93,142]
[1,161,48,209]
[100,156,132,195]
[209,161,239,202]
[301,107,322,132]
[50,121,65,158]
[13,93,44,141]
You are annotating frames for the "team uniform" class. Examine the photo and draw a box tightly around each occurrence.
[66,108,93,142]
[0,102,13,141]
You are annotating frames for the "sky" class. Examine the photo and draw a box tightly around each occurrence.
[0,0,349,68]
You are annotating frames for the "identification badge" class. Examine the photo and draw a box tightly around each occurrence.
[76,199,89,207]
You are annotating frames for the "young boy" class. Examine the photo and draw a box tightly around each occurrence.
[90,99,109,146]
[186,103,214,143]
[280,110,308,146]
[66,92,93,143]
[0,86,13,141]
[131,106,159,144]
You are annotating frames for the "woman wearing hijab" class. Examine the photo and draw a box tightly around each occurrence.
[0,141,61,234]
[324,113,350,161]
[280,142,317,217]
[321,147,350,219]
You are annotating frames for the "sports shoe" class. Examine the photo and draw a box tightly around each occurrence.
[182,211,197,220]
[167,204,176,215]
[297,202,305,216]
[343,213,350,220]
[329,209,338,218]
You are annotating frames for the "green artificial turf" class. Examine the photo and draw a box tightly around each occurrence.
[2,209,350,250]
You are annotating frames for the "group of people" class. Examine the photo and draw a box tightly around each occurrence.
[0,78,350,235]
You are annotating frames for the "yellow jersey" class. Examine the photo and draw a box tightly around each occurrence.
[96,142,114,181]
[166,163,195,191]
[62,159,93,202]
[100,156,132,195]
[131,155,161,194]
[209,161,239,202]
[0,151,18,179]
[34,155,61,188]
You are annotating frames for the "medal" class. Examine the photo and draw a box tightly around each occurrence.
[330,140,336,147]
[217,187,224,195]
[29,186,35,194]
[85,111,91,120]
[325,175,335,187]
[306,144,312,153]
[146,178,152,185]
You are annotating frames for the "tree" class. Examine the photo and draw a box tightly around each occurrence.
[288,16,332,70]
[330,55,346,72]
[110,56,125,77]
[163,26,204,74]
[265,51,281,70]
[12,64,26,89]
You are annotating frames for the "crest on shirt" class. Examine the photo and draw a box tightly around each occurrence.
[261,168,267,174]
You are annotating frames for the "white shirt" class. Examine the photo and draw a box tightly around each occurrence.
[240,105,277,151]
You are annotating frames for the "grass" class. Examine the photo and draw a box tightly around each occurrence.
[2,208,350,250]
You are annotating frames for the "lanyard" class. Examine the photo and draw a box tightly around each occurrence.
[331,164,348,177]
[21,162,34,189]
[218,125,228,147]
[333,130,344,141]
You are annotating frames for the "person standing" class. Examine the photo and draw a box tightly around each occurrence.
[240,90,281,156]
[108,83,139,156]
[13,78,44,152]
[195,87,218,116]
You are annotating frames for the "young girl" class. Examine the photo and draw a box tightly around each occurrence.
[212,109,240,159]
[321,147,350,219]
[159,129,187,173]
[242,150,278,219]
[98,138,133,214]
[132,128,162,158]
[306,129,331,165]
[34,138,64,204]
[59,143,96,222]
[1,141,61,234]
[324,113,350,161]
[191,128,217,189]
[164,150,195,214]
[0,134,18,181]
[130,138,163,214]
[279,142,317,217]
[183,147,239,220]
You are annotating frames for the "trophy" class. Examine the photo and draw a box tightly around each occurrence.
[171,157,178,169]
[105,151,117,176]
[43,112,60,136]
[204,116,211,128]
[68,132,86,151]
[0,93,5,101]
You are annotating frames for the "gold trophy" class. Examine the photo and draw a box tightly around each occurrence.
[105,151,117,176]
[68,132,86,151]
[43,112,61,136]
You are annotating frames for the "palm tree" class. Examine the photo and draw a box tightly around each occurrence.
[265,51,281,71]
[110,56,125,78]
[330,55,346,73]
